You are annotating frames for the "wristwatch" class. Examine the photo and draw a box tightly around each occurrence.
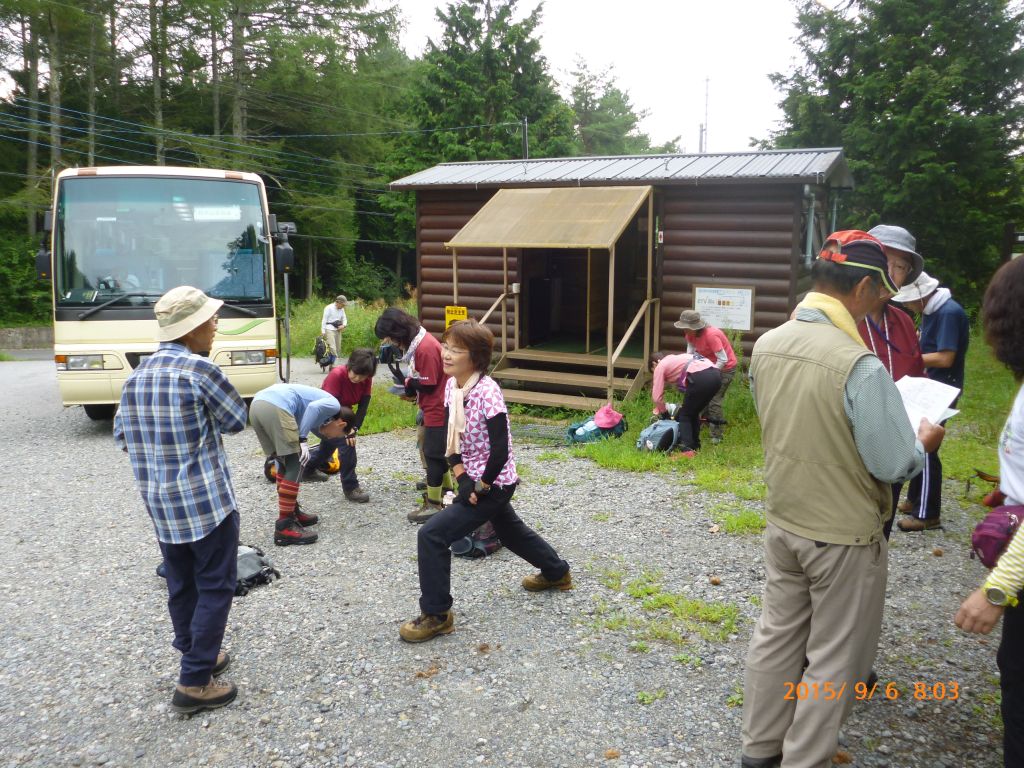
[474,480,491,496]
[985,585,1018,607]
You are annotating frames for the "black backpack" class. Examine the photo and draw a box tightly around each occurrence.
[314,336,335,371]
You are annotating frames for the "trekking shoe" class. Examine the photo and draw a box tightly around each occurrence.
[408,501,443,524]
[522,570,574,592]
[344,486,370,503]
[274,518,318,545]
[399,610,454,643]
[897,500,914,513]
[293,504,319,526]
[415,481,427,491]
[212,651,230,677]
[171,678,237,714]
[670,449,697,460]
[897,516,941,532]
[301,467,328,483]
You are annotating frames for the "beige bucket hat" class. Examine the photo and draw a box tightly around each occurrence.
[154,286,222,342]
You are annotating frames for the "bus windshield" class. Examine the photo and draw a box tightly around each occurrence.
[54,175,271,307]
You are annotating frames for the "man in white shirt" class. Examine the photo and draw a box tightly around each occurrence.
[321,295,348,369]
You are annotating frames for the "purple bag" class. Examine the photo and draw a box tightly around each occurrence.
[971,505,1024,568]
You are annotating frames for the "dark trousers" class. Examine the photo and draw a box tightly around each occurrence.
[999,597,1024,767]
[416,484,569,615]
[907,449,942,519]
[883,483,902,540]
[158,511,239,686]
[421,425,448,487]
[674,367,722,451]
[309,438,359,491]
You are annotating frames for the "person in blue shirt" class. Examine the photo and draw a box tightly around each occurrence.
[891,271,970,530]
[115,286,247,715]
[249,383,353,546]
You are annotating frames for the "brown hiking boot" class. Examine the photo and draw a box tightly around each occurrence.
[897,516,941,532]
[897,500,914,513]
[399,610,454,643]
[171,678,237,714]
[408,500,443,524]
[274,517,318,546]
[212,651,230,677]
[522,570,574,592]
[344,486,370,503]
[293,504,319,526]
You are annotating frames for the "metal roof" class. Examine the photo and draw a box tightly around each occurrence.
[391,148,852,190]
[445,186,652,250]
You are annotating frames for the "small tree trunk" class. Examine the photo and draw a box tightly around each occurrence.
[149,0,164,163]
[47,10,61,169]
[231,1,246,140]
[23,17,39,236]
[87,8,96,165]
[211,23,220,139]
[109,5,119,110]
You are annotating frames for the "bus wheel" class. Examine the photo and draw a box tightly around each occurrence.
[83,404,116,420]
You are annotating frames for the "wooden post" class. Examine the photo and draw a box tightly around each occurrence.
[643,195,653,371]
[502,247,508,355]
[586,248,591,354]
[452,248,458,304]
[607,244,616,400]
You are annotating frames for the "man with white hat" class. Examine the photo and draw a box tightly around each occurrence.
[114,286,248,714]
[891,271,970,531]
[321,294,348,370]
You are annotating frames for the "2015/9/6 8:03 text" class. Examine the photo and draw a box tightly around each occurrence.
[782,681,960,701]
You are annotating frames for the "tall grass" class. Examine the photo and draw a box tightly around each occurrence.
[285,295,418,360]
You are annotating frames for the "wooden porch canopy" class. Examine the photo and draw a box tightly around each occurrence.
[444,185,657,401]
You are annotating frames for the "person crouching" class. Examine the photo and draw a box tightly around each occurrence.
[249,382,354,546]
[399,320,573,643]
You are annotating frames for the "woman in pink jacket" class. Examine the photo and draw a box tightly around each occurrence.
[649,350,721,457]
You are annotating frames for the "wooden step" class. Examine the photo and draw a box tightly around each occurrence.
[501,389,607,411]
[504,349,645,370]
[492,366,633,391]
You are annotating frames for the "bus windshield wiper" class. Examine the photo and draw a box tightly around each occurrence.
[77,292,163,320]
[217,300,258,317]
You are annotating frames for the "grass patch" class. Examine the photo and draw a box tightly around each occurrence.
[536,450,565,462]
[286,294,417,362]
[673,652,704,668]
[712,503,767,535]
[0,352,14,362]
[589,567,741,647]
[636,689,667,705]
[726,684,744,708]
[357,382,419,435]
[592,511,611,522]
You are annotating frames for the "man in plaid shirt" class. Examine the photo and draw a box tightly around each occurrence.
[114,286,247,714]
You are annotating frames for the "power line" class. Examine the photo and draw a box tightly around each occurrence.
[289,232,411,247]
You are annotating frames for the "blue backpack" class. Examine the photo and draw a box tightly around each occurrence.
[636,419,680,452]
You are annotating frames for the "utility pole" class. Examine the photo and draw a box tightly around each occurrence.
[700,76,709,153]
[521,115,529,159]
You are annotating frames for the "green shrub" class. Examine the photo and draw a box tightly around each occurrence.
[283,294,418,361]
[0,235,50,325]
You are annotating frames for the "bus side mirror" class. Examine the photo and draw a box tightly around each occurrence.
[36,246,50,280]
[41,209,52,232]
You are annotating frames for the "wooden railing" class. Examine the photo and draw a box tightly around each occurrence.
[607,297,660,399]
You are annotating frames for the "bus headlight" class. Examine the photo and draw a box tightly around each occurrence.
[59,354,105,370]
[230,350,267,365]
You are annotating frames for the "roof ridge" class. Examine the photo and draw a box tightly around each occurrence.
[432,147,844,168]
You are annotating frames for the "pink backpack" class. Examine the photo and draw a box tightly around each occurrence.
[971,505,1024,568]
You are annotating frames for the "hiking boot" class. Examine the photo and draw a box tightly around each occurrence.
[293,504,319,527]
[274,518,318,546]
[522,570,574,592]
[301,466,328,483]
[171,677,237,714]
[344,486,370,503]
[212,651,230,677]
[897,516,941,532]
[415,481,427,491]
[399,610,454,643]
[408,500,443,524]
[897,500,914,513]
[740,755,782,768]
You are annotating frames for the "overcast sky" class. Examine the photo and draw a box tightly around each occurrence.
[393,0,805,154]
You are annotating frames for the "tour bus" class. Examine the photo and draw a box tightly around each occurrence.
[36,166,295,419]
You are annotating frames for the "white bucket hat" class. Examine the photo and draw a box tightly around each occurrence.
[154,286,222,342]
[891,271,940,304]
[867,225,925,285]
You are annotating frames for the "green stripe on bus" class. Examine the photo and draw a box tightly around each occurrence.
[216,319,268,335]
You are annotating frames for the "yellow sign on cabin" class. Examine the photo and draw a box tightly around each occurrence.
[445,305,468,328]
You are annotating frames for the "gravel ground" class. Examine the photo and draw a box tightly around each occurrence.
[0,355,1005,768]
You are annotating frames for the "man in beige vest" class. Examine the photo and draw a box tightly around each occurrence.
[740,231,945,768]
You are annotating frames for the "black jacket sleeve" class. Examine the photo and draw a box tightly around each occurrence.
[351,394,371,432]
[481,413,510,485]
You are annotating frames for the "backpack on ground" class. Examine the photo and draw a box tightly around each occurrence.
[451,521,503,559]
[636,419,680,452]
[566,416,628,444]
[156,545,281,595]
[314,335,335,372]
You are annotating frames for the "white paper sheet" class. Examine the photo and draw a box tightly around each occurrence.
[894,376,961,432]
